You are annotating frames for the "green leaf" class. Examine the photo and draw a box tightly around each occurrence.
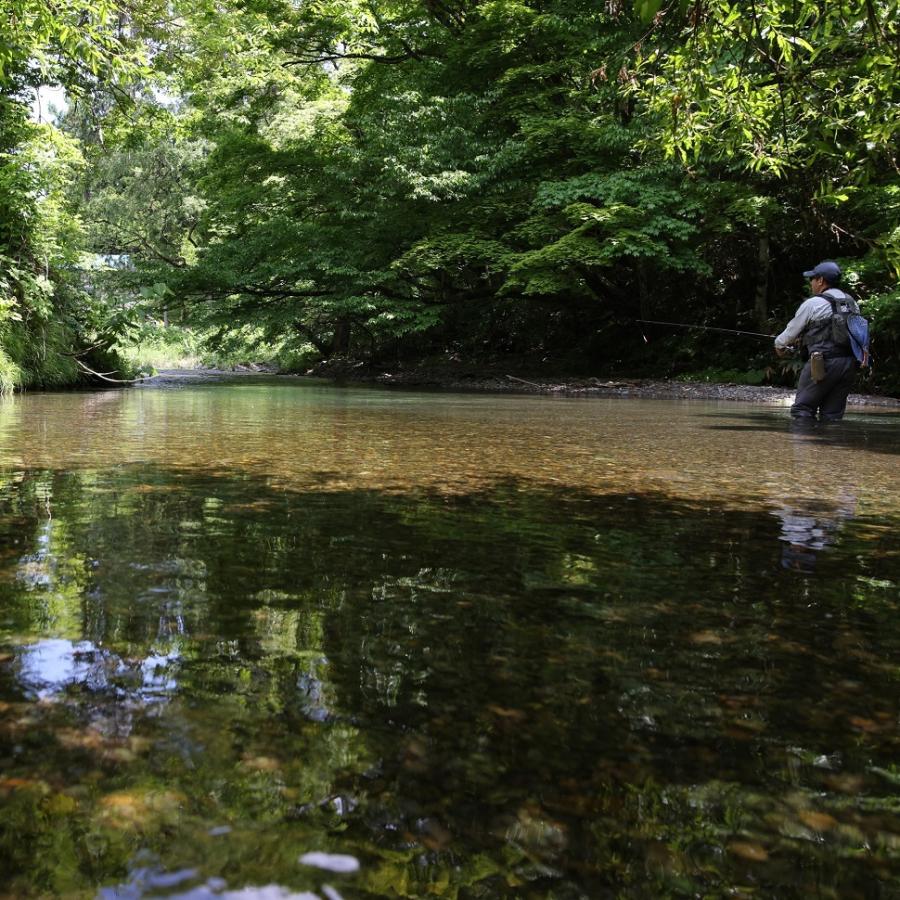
[636,0,664,23]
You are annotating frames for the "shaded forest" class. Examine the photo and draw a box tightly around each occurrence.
[2,0,899,391]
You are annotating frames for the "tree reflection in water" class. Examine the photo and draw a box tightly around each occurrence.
[0,467,898,897]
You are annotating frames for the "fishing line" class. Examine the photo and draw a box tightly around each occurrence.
[635,319,774,340]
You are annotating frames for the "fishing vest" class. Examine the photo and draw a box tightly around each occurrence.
[802,290,858,357]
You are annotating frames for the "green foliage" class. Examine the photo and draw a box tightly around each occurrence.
[79,135,209,270]
[633,0,900,183]
[0,0,154,389]
[630,0,900,318]
[79,0,887,388]
[116,323,203,370]
[0,348,23,394]
[862,286,900,394]
[505,169,711,299]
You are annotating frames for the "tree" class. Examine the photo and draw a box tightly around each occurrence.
[630,0,900,371]
[0,0,148,388]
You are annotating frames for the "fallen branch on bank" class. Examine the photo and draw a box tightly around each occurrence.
[505,374,543,388]
[74,359,159,384]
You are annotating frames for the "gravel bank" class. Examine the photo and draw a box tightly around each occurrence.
[139,365,900,409]
[315,362,900,408]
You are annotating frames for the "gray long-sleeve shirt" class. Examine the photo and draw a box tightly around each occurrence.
[774,288,855,350]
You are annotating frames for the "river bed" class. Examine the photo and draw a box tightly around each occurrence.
[1,376,899,897]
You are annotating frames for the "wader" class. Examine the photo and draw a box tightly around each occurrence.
[791,355,856,420]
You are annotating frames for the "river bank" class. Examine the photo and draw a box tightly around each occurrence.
[134,364,900,408]
[302,360,900,408]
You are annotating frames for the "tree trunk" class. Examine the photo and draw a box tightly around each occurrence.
[331,319,351,355]
[637,260,650,320]
[754,235,770,330]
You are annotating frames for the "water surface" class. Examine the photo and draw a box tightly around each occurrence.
[1,377,899,898]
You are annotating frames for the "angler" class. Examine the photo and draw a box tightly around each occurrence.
[774,260,865,421]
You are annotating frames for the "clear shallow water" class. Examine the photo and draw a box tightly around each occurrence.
[0,376,899,898]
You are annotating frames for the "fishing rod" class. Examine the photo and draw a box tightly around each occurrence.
[635,319,774,340]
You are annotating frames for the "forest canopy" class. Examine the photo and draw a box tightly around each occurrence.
[1,0,899,390]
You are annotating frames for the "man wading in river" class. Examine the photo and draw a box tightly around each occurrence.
[774,260,860,421]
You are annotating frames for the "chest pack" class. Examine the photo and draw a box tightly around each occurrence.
[814,293,871,368]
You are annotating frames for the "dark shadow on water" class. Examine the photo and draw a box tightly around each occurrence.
[0,467,899,897]
[702,408,900,455]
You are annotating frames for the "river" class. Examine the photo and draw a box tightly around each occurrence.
[1,376,899,898]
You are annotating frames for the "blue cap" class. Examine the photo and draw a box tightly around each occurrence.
[802,260,842,284]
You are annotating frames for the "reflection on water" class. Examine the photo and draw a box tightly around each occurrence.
[18,638,120,699]
[16,638,182,706]
[773,490,858,573]
[0,378,899,898]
